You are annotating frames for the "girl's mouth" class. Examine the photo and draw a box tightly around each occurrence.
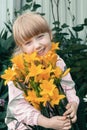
[37,48,45,55]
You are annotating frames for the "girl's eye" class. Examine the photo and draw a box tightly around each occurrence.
[37,34,44,39]
[25,41,32,46]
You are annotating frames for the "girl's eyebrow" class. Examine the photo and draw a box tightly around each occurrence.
[36,33,47,37]
[25,41,31,44]
[33,33,44,39]
[24,38,32,45]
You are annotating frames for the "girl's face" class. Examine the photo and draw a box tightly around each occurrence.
[21,33,52,56]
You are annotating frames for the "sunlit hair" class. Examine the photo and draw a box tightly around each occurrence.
[13,12,51,46]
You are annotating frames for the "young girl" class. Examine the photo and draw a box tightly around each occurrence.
[6,12,79,130]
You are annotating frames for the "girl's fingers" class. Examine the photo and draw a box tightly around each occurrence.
[63,109,72,116]
[64,122,71,127]
[69,111,75,119]
[71,115,77,123]
[63,120,72,130]
[63,125,72,130]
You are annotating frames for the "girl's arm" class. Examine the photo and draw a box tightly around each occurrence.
[56,56,79,123]
[56,56,79,105]
[6,81,40,129]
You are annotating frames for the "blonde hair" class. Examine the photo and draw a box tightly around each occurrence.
[13,12,51,46]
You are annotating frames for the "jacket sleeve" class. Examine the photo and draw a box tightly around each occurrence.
[56,56,79,105]
[6,81,40,129]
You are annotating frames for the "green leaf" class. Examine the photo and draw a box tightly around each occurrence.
[0,35,15,50]
[61,23,69,28]
[0,30,8,40]
[32,3,41,11]
[26,0,32,3]
[22,4,32,10]
[4,23,12,33]
[53,21,60,25]
[52,27,62,31]
[72,24,84,32]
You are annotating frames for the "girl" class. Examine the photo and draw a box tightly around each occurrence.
[6,12,79,130]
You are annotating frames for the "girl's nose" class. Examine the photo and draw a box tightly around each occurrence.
[34,41,42,51]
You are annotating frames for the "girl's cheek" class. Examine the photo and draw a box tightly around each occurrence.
[27,47,34,54]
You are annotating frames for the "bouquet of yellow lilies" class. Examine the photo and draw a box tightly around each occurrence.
[1,43,71,130]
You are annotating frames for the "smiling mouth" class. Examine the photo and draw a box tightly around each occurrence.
[37,48,45,55]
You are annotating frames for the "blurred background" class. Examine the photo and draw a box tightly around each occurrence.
[0,0,87,130]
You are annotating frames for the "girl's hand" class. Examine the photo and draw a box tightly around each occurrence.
[63,101,78,123]
[38,114,71,130]
[49,116,71,130]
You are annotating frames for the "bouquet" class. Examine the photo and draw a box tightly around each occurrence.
[1,42,76,130]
